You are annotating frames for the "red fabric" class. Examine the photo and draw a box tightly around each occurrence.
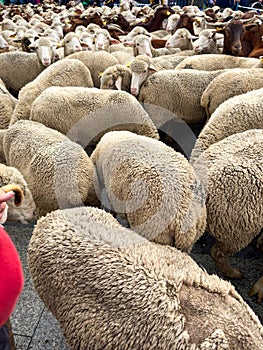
[0,226,24,326]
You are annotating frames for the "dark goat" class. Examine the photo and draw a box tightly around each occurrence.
[174,14,195,36]
[64,12,103,34]
[131,5,174,32]
[242,22,263,58]
[217,19,246,56]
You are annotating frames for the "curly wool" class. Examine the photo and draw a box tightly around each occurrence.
[3,120,98,218]
[91,130,206,251]
[30,87,158,147]
[190,88,263,164]
[10,58,94,125]
[201,68,263,117]
[100,64,131,91]
[67,50,119,88]
[194,129,263,278]
[27,206,263,350]
[0,78,17,129]
[175,54,258,70]
[137,69,224,124]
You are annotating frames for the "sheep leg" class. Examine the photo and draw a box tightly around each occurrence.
[249,277,263,302]
[211,242,242,279]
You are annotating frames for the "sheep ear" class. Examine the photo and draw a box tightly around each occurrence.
[115,76,122,90]
[110,38,120,45]
[149,63,158,72]
[189,34,198,40]
[123,41,134,47]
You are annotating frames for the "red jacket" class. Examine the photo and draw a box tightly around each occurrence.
[0,226,24,326]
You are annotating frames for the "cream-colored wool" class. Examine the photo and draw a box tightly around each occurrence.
[175,54,258,70]
[0,78,17,129]
[0,163,36,224]
[201,68,263,117]
[0,38,57,96]
[67,50,119,88]
[100,64,132,91]
[27,206,263,350]
[194,129,263,278]
[190,88,263,165]
[3,120,98,218]
[131,65,224,124]
[9,58,94,126]
[91,131,206,251]
[30,87,159,148]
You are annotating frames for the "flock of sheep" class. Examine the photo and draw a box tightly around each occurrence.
[0,0,263,349]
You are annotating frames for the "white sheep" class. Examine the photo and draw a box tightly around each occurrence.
[201,68,263,117]
[111,50,135,65]
[91,130,206,251]
[175,53,259,70]
[0,38,56,96]
[192,29,224,54]
[59,32,82,57]
[67,50,119,88]
[193,129,263,279]
[133,34,180,57]
[0,78,17,129]
[190,88,263,164]
[3,120,99,218]
[100,64,131,91]
[28,205,263,349]
[165,28,197,51]
[165,13,180,33]
[30,86,159,148]
[130,56,225,124]
[10,58,94,125]
[0,163,36,224]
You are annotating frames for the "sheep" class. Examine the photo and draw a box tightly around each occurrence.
[120,26,150,45]
[165,13,180,33]
[193,129,263,279]
[192,29,224,54]
[0,39,56,97]
[201,68,263,117]
[165,28,197,51]
[150,53,191,69]
[79,31,94,51]
[10,58,94,126]
[0,78,17,129]
[67,50,119,88]
[93,28,112,52]
[111,50,134,65]
[190,88,263,164]
[28,205,263,350]
[133,34,180,57]
[100,64,132,91]
[0,163,36,224]
[3,120,99,218]
[91,130,206,250]
[130,56,225,124]
[30,86,159,149]
[59,32,82,57]
[175,53,259,70]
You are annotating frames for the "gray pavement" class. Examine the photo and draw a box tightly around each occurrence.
[5,221,263,350]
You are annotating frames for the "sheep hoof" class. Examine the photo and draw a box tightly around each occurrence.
[224,268,242,280]
[249,277,263,303]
